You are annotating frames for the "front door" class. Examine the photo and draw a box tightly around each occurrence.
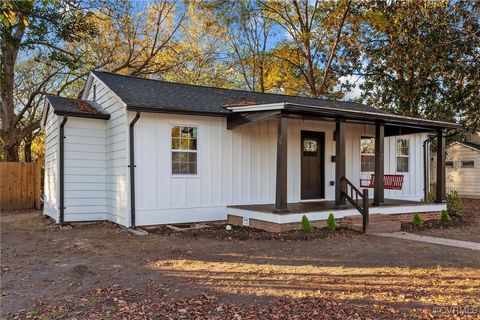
[301,131,325,200]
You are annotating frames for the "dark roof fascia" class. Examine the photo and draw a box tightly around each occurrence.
[284,104,458,130]
[126,106,227,117]
[457,141,480,151]
[127,102,458,131]
[53,110,111,120]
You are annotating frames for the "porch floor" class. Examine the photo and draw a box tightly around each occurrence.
[229,198,426,214]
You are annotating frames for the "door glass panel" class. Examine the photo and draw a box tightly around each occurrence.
[303,138,318,152]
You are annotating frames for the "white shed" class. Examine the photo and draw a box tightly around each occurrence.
[445,133,480,198]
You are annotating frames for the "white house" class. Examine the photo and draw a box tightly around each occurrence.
[41,71,454,232]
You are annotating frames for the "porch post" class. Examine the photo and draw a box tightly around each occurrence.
[274,116,288,213]
[373,121,385,205]
[436,129,446,203]
[335,118,346,207]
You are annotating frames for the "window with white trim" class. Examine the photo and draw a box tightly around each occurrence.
[396,138,409,172]
[171,126,197,175]
[360,136,375,172]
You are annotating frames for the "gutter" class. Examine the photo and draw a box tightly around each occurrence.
[129,112,141,227]
[59,116,68,224]
[53,111,110,120]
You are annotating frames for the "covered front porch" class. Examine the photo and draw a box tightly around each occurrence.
[226,102,457,232]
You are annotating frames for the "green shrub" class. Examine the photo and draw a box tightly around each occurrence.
[412,213,423,227]
[440,209,451,222]
[446,190,462,214]
[326,213,336,231]
[422,192,436,203]
[301,215,313,232]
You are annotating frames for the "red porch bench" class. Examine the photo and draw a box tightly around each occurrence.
[360,174,404,190]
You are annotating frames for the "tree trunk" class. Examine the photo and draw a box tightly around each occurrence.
[305,50,318,97]
[2,140,20,162]
[24,134,33,162]
[1,17,25,162]
[319,0,352,95]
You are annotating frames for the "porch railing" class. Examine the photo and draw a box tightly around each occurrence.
[341,177,369,233]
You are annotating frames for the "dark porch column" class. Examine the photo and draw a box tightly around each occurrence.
[274,116,288,213]
[335,118,346,207]
[436,129,446,203]
[373,121,385,205]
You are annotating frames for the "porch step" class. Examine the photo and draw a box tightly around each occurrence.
[351,221,401,234]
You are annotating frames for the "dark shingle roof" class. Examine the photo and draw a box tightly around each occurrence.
[92,71,389,116]
[46,96,110,119]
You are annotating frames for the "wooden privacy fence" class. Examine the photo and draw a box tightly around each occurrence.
[0,162,42,211]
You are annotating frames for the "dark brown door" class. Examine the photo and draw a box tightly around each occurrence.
[301,131,325,200]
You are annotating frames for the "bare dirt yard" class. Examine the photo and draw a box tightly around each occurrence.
[1,210,479,319]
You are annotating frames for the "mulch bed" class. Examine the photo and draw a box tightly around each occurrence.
[401,211,475,232]
[148,224,360,241]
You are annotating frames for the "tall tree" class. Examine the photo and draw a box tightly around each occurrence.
[161,1,235,88]
[358,0,479,131]
[1,0,96,161]
[78,0,185,77]
[215,0,274,92]
[260,0,353,98]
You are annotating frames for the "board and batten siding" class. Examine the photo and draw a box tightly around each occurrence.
[43,104,59,220]
[133,113,427,226]
[85,75,129,226]
[63,117,107,221]
[445,143,480,198]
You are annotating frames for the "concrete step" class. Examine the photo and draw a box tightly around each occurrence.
[350,221,401,234]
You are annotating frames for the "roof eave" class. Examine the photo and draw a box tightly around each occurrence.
[126,105,228,117]
[53,110,111,120]
[283,103,458,130]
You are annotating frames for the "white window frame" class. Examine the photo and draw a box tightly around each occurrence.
[170,124,199,177]
[360,136,375,173]
[396,137,410,173]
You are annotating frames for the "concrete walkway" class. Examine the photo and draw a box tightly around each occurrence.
[374,232,480,251]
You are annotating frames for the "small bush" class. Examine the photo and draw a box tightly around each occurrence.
[412,213,423,227]
[326,213,336,231]
[301,215,313,232]
[422,192,436,203]
[446,190,462,214]
[440,209,451,222]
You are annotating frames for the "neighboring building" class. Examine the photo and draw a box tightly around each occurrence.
[431,132,480,199]
[41,71,455,232]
